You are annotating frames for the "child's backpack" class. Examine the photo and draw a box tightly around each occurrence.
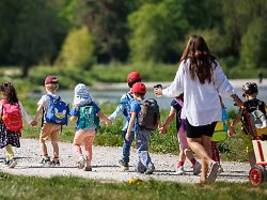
[78,104,99,129]
[1,100,23,132]
[120,92,132,120]
[45,95,69,125]
[251,110,267,128]
[138,98,160,131]
[244,99,267,128]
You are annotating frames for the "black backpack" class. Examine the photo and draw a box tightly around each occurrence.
[138,98,160,131]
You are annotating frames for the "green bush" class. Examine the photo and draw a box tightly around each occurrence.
[240,18,267,68]
[57,26,95,69]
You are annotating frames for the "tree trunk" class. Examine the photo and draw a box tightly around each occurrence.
[21,64,30,78]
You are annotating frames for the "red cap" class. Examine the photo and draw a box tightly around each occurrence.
[127,71,141,87]
[131,82,146,95]
[44,75,58,85]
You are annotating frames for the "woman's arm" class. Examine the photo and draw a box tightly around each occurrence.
[154,63,184,97]
[125,112,136,141]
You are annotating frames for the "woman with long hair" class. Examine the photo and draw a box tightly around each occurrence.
[154,35,242,183]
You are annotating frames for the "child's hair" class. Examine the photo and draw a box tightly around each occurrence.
[0,82,19,104]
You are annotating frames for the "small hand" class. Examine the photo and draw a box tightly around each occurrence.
[31,120,38,127]
[105,119,112,126]
[125,133,131,141]
[159,126,167,134]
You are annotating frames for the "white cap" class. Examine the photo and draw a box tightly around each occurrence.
[73,83,92,106]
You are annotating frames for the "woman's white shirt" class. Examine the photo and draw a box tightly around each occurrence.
[162,59,234,126]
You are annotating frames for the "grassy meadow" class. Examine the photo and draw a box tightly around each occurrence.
[0,173,267,200]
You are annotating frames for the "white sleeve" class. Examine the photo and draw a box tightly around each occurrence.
[214,62,235,97]
[162,62,184,97]
[37,95,48,108]
[19,102,32,125]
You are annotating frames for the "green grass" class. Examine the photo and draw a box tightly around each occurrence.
[0,173,266,200]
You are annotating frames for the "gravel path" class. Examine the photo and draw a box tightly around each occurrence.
[0,139,250,183]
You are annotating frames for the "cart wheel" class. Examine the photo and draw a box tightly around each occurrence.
[249,166,264,186]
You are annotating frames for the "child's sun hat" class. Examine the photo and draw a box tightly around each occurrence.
[131,82,146,95]
[73,83,92,106]
[127,71,141,88]
[44,75,58,85]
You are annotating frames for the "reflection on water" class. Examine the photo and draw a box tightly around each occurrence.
[33,86,267,111]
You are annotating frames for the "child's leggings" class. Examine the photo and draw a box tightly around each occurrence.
[73,129,95,166]
[5,144,14,161]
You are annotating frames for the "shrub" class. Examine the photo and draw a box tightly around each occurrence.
[57,26,95,69]
[240,18,267,68]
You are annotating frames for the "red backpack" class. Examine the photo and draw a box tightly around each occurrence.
[1,100,23,132]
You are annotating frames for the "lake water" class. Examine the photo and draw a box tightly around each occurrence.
[33,85,267,111]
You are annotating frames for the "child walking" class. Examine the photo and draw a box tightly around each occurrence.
[229,82,266,166]
[70,83,111,171]
[0,82,33,168]
[32,75,69,166]
[159,94,201,175]
[109,71,142,170]
[126,82,155,174]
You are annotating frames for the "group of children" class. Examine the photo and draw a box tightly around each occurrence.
[0,72,266,177]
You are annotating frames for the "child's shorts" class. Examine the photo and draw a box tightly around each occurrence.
[73,129,95,145]
[40,123,61,142]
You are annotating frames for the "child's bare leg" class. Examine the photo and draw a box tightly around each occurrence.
[51,140,59,159]
[51,127,60,160]
[40,138,48,156]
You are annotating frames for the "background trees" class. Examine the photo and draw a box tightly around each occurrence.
[0,0,266,77]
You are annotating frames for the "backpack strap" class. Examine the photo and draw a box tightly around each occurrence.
[174,97,184,107]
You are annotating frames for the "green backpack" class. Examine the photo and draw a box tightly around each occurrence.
[79,105,100,129]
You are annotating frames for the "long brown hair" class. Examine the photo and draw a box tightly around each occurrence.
[0,82,19,104]
[180,35,216,84]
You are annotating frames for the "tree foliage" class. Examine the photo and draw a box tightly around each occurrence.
[240,18,267,68]
[0,0,267,74]
[57,26,95,69]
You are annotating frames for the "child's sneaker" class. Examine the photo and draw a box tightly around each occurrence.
[50,159,60,167]
[77,156,86,169]
[145,163,155,175]
[84,166,92,171]
[136,161,146,173]
[8,159,17,168]
[193,161,201,175]
[176,165,185,175]
[118,159,129,171]
[40,156,51,166]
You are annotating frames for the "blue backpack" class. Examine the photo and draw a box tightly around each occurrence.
[45,95,69,125]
